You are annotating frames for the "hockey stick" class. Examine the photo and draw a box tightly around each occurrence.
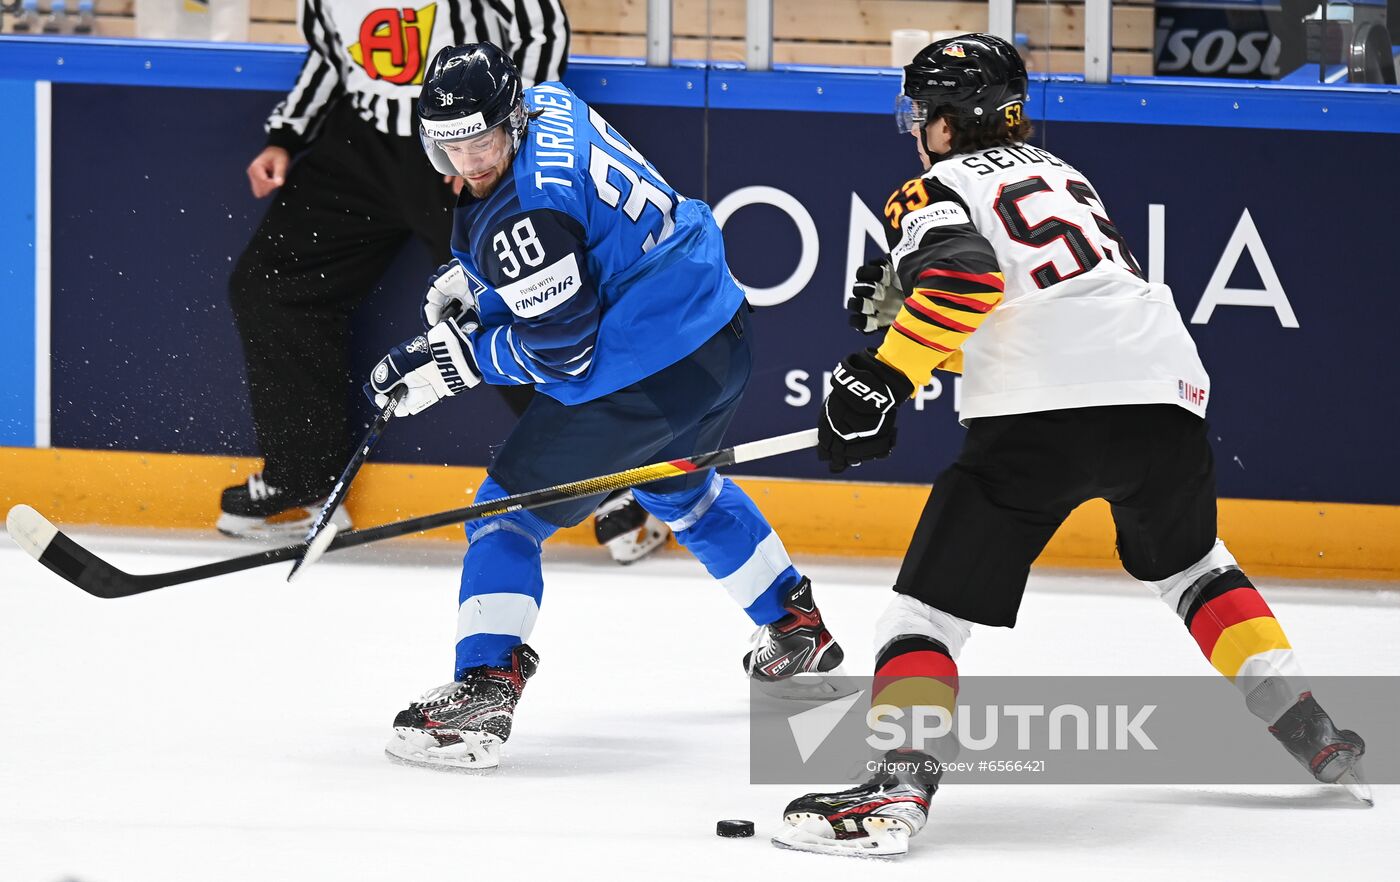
[289,302,464,581]
[286,385,406,583]
[5,428,818,599]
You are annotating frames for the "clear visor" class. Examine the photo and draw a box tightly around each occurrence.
[420,106,521,177]
[894,94,930,134]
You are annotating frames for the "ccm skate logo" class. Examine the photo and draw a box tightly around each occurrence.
[1179,380,1207,408]
[431,341,467,392]
[832,364,891,409]
[767,654,795,676]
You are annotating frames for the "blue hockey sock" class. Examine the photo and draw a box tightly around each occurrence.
[455,477,557,676]
[635,473,801,625]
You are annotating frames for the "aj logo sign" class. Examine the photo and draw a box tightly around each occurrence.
[349,4,437,85]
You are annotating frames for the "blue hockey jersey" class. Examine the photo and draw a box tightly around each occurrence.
[448,83,746,404]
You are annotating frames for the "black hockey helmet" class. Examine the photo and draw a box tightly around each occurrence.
[896,33,1029,135]
[417,43,526,176]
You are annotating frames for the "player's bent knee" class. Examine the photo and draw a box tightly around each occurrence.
[632,472,723,532]
[1138,537,1240,612]
[464,478,558,546]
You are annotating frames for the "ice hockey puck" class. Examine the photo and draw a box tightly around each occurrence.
[716,819,755,838]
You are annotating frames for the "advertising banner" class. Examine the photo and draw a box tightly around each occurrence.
[44,82,1400,505]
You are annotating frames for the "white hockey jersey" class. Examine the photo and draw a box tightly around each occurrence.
[878,143,1210,423]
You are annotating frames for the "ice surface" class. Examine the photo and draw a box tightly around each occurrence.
[1,529,1396,881]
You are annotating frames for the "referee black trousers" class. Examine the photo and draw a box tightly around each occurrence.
[229,103,529,497]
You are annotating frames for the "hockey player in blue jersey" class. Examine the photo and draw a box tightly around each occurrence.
[365,43,846,770]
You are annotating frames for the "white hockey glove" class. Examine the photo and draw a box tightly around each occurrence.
[847,257,904,334]
[364,318,482,418]
[421,259,480,329]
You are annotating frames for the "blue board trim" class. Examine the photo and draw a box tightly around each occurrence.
[0,36,307,92]
[2,37,1399,131]
[0,80,37,446]
[1038,75,1400,133]
[563,57,707,108]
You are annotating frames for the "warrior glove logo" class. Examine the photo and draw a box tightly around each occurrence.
[430,341,467,392]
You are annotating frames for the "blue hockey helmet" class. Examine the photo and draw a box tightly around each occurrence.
[417,43,527,176]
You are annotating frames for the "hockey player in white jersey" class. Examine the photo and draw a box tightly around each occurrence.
[773,34,1369,858]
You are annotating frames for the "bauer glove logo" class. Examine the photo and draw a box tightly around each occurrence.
[832,363,894,411]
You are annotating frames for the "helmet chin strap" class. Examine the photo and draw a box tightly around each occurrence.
[920,116,955,167]
[508,101,529,153]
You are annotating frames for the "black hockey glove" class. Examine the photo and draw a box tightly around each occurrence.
[847,256,904,334]
[818,350,914,473]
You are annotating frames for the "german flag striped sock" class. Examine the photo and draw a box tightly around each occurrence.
[871,636,959,748]
[1177,568,1307,721]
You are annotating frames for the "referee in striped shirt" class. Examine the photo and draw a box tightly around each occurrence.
[221,0,568,537]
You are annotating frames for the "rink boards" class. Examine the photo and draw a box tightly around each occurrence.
[1,38,1398,576]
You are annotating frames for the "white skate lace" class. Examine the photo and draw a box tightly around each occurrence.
[246,473,280,502]
[414,680,468,705]
[748,625,780,671]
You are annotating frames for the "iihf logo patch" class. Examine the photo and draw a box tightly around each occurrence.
[1178,379,1207,407]
[373,362,389,384]
[942,44,967,58]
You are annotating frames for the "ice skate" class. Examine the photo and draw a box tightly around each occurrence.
[744,577,854,699]
[593,490,669,564]
[217,472,350,540]
[772,749,941,858]
[385,644,538,772]
[1269,692,1372,805]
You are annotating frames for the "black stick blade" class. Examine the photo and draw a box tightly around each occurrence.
[6,503,304,598]
[6,504,147,599]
